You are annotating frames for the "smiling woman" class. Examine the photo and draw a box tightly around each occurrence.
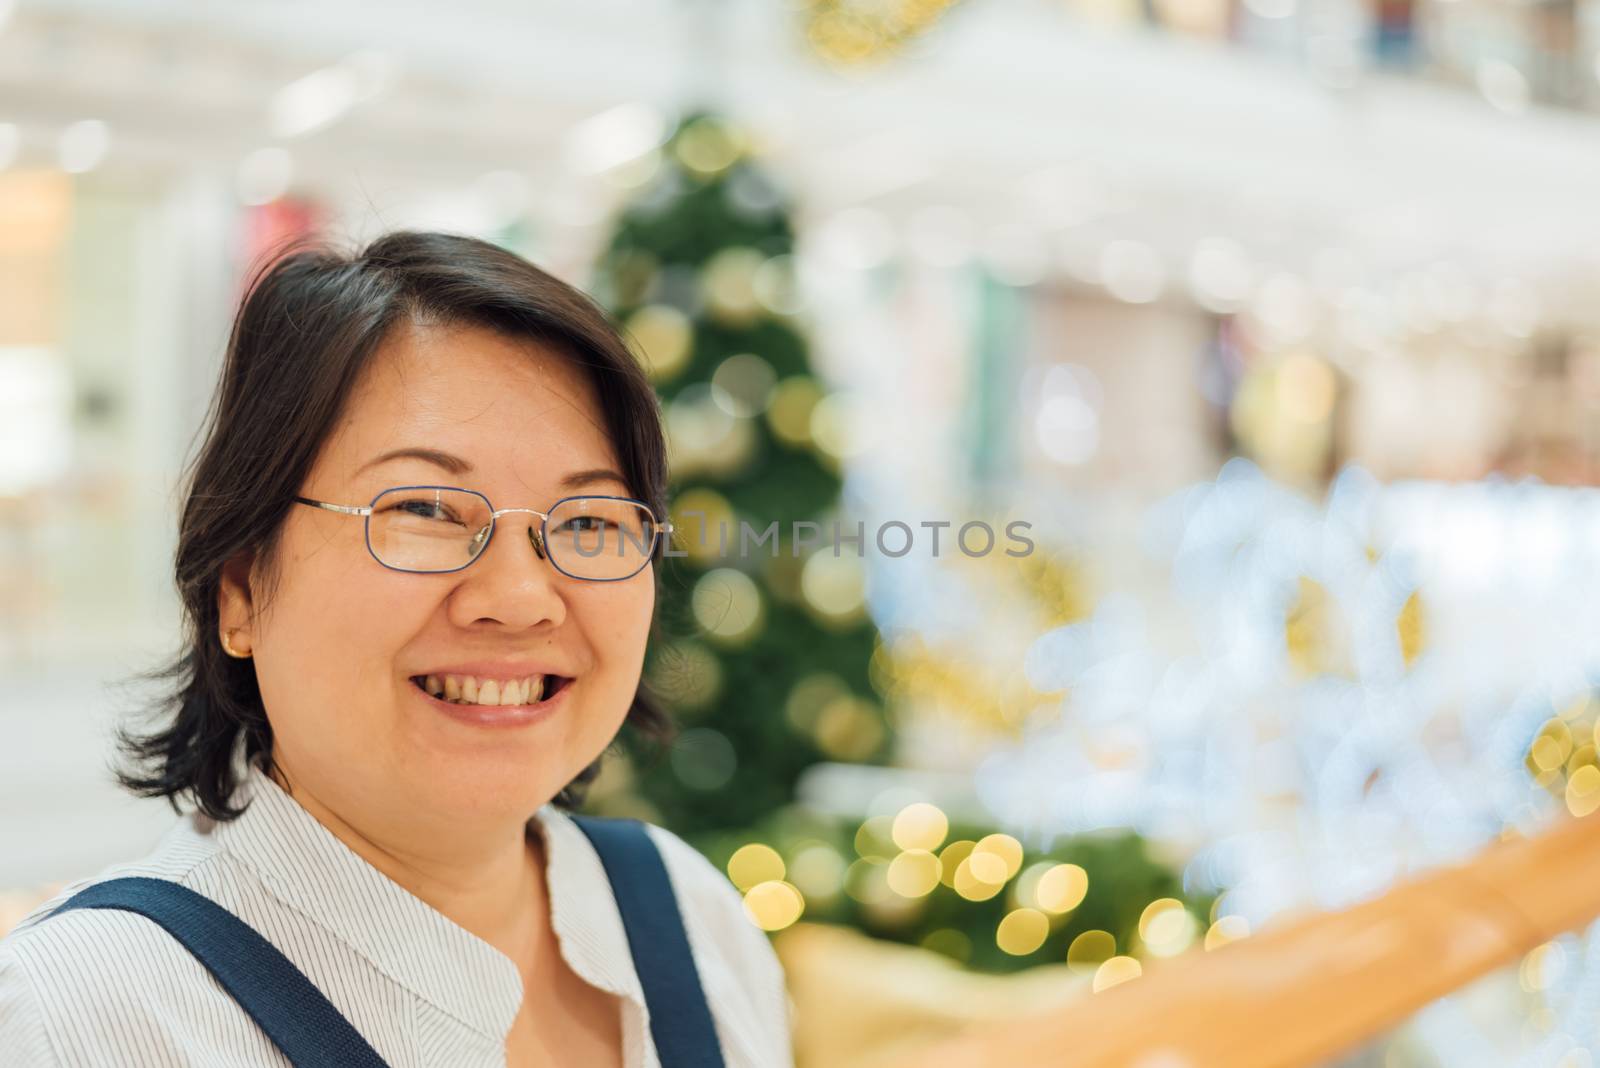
[0,232,793,1068]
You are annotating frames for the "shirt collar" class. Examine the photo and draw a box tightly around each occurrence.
[535,803,646,1006]
[205,757,646,1041]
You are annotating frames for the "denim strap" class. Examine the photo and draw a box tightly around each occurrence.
[48,876,388,1067]
[569,814,728,1067]
[45,816,726,1066]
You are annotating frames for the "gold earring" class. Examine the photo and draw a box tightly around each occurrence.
[221,629,252,659]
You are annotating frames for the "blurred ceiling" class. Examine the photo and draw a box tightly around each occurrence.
[3,0,1600,328]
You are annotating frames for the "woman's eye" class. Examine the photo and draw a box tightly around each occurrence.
[395,500,458,522]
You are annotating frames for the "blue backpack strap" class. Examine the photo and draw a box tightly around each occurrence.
[568,814,728,1068]
[46,876,388,1068]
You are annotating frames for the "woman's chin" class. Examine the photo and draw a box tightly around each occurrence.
[412,763,565,824]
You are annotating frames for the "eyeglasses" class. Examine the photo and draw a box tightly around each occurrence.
[293,485,673,581]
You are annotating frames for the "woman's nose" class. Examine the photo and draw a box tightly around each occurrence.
[447,515,567,630]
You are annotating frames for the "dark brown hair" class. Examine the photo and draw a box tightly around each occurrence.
[116,230,675,820]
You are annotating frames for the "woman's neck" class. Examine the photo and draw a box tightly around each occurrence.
[265,760,550,978]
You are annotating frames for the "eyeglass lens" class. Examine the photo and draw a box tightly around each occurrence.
[367,488,659,579]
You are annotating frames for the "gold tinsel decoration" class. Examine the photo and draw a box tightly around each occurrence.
[802,0,964,66]
[1396,589,1427,668]
[871,545,1092,734]
[1011,549,1092,631]
[1526,694,1600,815]
[1284,576,1343,679]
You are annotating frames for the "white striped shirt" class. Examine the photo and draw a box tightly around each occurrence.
[0,759,793,1067]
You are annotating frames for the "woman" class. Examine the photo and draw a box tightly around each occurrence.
[0,232,793,1067]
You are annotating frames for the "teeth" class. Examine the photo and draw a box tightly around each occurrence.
[422,673,554,707]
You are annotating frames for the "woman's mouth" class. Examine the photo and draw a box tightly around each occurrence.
[410,673,573,707]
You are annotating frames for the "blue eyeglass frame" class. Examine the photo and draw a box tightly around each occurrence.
[292,484,674,582]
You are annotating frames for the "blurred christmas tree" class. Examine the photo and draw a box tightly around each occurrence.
[583,111,1207,976]
[587,111,890,840]
[701,801,1216,976]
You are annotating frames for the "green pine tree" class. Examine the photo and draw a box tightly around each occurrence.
[589,111,890,842]
[582,114,1204,978]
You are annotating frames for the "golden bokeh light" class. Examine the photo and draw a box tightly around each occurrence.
[1092,955,1143,993]
[784,672,850,734]
[1205,915,1252,951]
[967,851,1008,885]
[1068,930,1116,972]
[891,802,949,853]
[1034,863,1090,914]
[1532,735,1568,772]
[645,639,723,714]
[668,488,736,567]
[886,849,942,898]
[854,815,896,860]
[996,907,1050,956]
[622,304,692,383]
[726,843,785,892]
[844,857,892,906]
[787,843,847,903]
[690,568,764,646]
[1568,743,1598,777]
[800,551,869,628]
[673,116,744,177]
[1567,765,1600,817]
[813,695,885,761]
[1520,941,1567,993]
[972,834,1024,881]
[1530,718,1574,772]
[953,857,1006,901]
[701,247,766,327]
[742,880,805,932]
[1138,898,1198,958]
[1012,861,1052,910]
[809,391,866,462]
[938,840,977,888]
[766,375,822,447]
[666,390,757,480]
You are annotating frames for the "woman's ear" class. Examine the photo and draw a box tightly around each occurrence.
[217,551,257,656]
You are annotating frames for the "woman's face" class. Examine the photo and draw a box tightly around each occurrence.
[223,320,655,832]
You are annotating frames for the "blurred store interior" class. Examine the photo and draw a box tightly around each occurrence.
[5,0,1600,1064]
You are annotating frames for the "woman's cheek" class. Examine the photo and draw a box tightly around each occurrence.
[571,588,650,719]
[599,583,654,668]
[264,557,428,738]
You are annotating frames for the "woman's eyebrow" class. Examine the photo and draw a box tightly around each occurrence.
[560,467,630,490]
[358,450,626,491]
[358,447,471,475]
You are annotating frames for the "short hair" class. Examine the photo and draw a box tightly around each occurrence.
[117,230,675,820]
